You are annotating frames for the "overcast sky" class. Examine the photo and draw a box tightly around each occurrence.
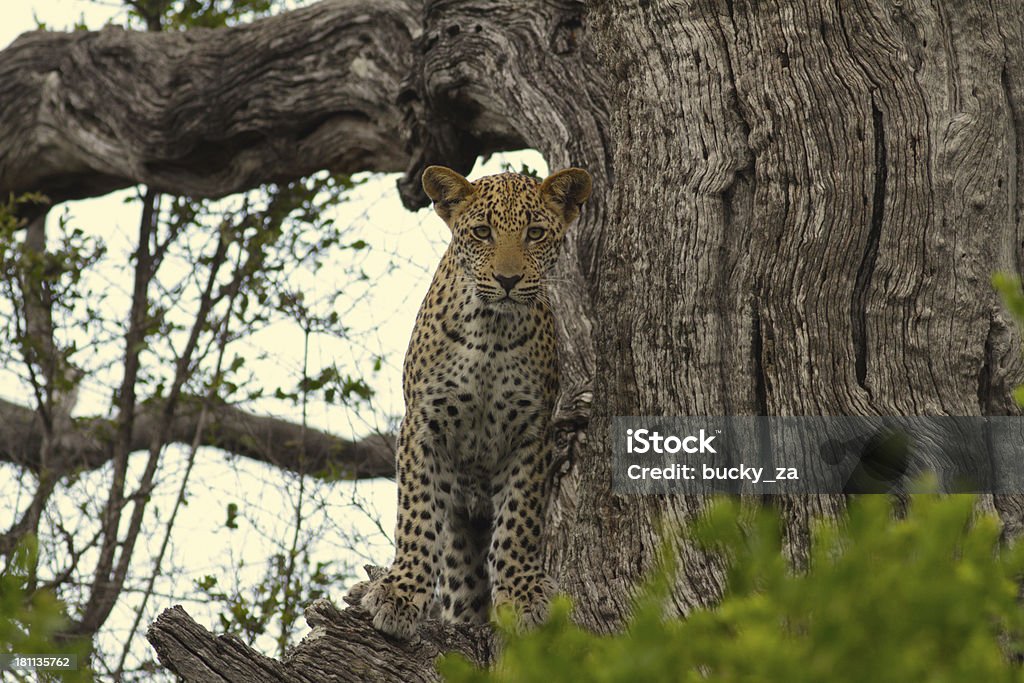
[2,0,126,48]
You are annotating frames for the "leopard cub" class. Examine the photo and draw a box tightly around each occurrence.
[357,164,591,639]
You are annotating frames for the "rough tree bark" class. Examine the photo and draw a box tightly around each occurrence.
[0,0,417,205]
[3,0,1024,680]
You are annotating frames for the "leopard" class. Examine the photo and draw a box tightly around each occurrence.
[356,164,592,639]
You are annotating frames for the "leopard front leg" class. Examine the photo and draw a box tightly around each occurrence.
[361,422,445,639]
[488,438,556,630]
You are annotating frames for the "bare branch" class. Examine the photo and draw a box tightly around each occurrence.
[0,396,396,479]
[83,185,160,638]
[0,475,58,557]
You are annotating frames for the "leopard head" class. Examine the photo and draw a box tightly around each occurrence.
[422,165,592,307]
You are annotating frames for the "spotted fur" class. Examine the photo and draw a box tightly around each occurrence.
[358,165,592,639]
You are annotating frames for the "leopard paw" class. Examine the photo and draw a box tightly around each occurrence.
[492,571,556,631]
[360,572,425,640]
[344,565,386,606]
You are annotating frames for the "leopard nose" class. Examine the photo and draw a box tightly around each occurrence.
[494,273,523,293]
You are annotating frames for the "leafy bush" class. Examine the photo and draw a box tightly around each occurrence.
[441,494,1024,682]
[1,536,93,681]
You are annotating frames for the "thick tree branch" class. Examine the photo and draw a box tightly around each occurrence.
[147,598,494,682]
[0,396,395,479]
[0,0,418,204]
[0,0,606,215]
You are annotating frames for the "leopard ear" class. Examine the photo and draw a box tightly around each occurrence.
[422,166,475,222]
[540,168,592,223]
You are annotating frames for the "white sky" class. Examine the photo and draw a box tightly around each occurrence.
[1,0,128,49]
[0,1,548,675]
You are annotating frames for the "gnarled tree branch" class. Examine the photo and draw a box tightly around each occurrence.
[0,396,395,479]
[147,598,495,683]
[0,0,418,205]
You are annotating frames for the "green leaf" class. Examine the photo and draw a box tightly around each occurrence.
[224,502,240,529]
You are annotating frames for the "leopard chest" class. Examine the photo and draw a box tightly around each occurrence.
[405,306,557,474]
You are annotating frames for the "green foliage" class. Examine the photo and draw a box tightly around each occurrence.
[499,162,541,180]
[192,550,349,655]
[134,170,369,408]
[224,502,240,529]
[0,537,93,681]
[288,366,374,406]
[994,273,1024,405]
[125,0,286,30]
[0,195,105,397]
[441,495,1024,682]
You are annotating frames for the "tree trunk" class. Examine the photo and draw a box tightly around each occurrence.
[551,0,1024,629]
[3,0,1024,679]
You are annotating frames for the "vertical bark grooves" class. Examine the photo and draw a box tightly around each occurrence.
[852,99,887,397]
[751,305,769,417]
[1000,66,1022,277]
[563,0,1024,631]
[978,315,996,414]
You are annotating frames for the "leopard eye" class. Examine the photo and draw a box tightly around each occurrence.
[471,225,492,241]
[526,226,546,241]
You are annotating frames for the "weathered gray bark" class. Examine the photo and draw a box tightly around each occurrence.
[404,0,1024,647]
[547,0,1024,629]
[4,0,1024,679]
[147,597,495,682]
[0,0,416,205]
